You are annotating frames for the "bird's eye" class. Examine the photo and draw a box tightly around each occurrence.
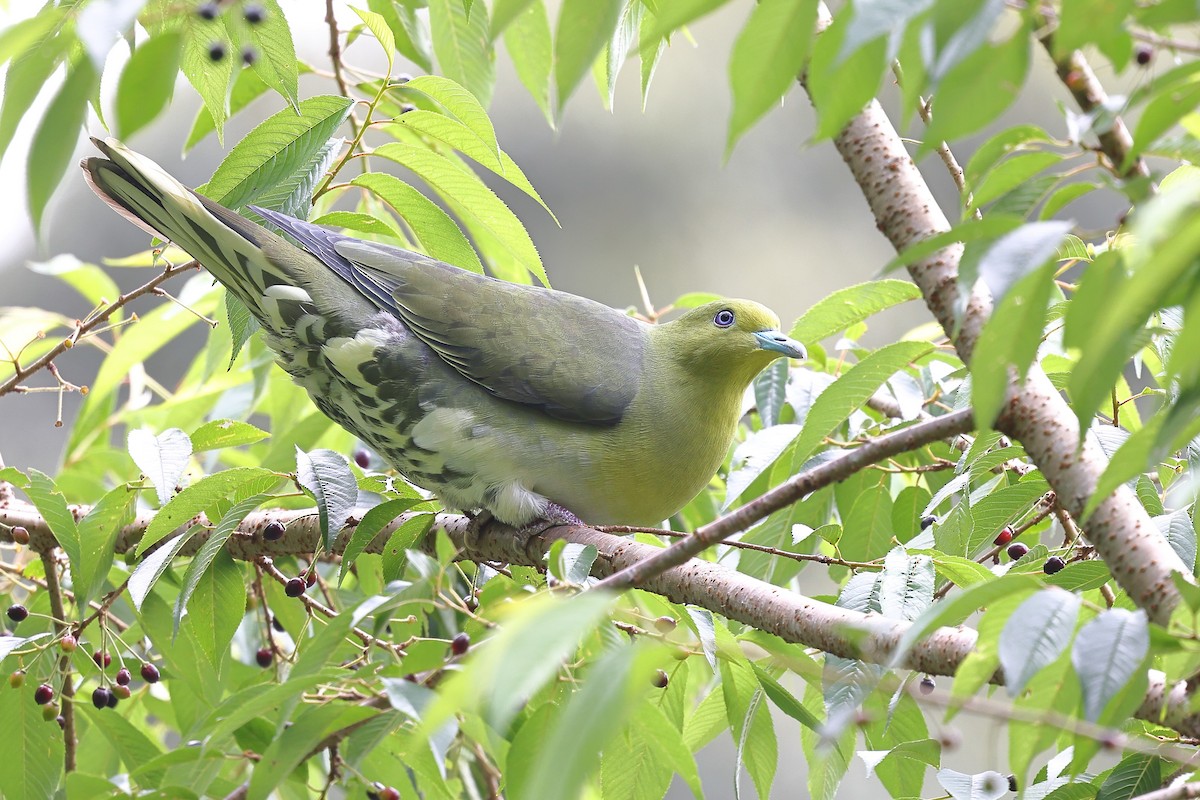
[714,309,735,328]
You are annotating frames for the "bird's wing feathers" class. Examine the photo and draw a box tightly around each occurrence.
[251,205,645,425]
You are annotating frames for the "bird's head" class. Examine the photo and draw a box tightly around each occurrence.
[658,299,806,386]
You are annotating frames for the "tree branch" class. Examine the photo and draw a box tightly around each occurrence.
[807,3,1186,623]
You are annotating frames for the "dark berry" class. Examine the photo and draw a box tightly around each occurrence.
[140,663,160,683]
[1007,542,1029,560]
[60,634,77,652]
[113,684,131,699]
[654,615,677,633]
[919,676,935,695]
[241,46,257,66]
[1135,45,1153,66]
[367,790,381,800]
[255,647,273,668]
[92,687,110,709]
[208,42,226,62]
[398,103,416,114]
[652,669,669,688]
[196,2,219,20]
[115,667,131,686]
[107,689,119,708]
[11,526,29,545]
[285,577,305,597]
[34,683,53,705]
[7,605,28,623]
[243,4,265,23]
[919,515,937,530]
[450,632,470,656]
[263,521,285,541]
[55,715,65,729]
[9,670,25,688]
[395,73,412,83]
[993,526,1014,546]
[93,651,112,669]
[1044,556,1066,575]
[379,787,400,800]
[354,449,371,469]
[272,616,285,632]
[403,673,418,683]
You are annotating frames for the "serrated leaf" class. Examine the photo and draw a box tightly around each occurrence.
[936,769,1010,800]
[185,62,314,152]
[295,447,358,551]
[246,136,343,223]
[0,25,68,164]
[22,469,81,574]
[998,588,1080,696]
[725,424,801,506]
[338,497,423,584]
[789,280,922,344]
[198,94,354,210]
[128,522,201,609]
[754,359,788,427]
[137,467,278,556]
[29,56,97,232]
[969,151,1063,212]
[353,7,396,72]
[1071,608,1149,722]
[76,485,137,608]
[878,547,934,622]
[350,171,485,272]
[190,419,269,451]
[402,74,500,162]
[1096,754,1160,800]
[638,0,733,45]
[227,0,298,109]
[1154,509,1197,573]
[128,428,193,506]
[504,0,553,123]
[554,0,624,114]
[429,0,495,106]
[752,663,820,730]
[727,0,816,154]
[147,0,234,140]
[116,32,181,139]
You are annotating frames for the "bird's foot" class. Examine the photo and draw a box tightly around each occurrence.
[512,503,586,562]
[463,509,494,554]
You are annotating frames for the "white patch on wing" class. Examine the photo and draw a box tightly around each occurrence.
[322,329,388,388]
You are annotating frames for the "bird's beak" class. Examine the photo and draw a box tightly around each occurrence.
[753,330,806,360]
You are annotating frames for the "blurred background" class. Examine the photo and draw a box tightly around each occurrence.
[0,1,1136,795]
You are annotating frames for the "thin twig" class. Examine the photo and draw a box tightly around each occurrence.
[39,549,75,772]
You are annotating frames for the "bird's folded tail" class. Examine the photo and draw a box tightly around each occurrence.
[81,137,299,325]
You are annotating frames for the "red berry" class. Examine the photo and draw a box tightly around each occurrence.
[34,684,54,705]
[305,571,316,589]
[113,684,131,699]
[285,577,305,597]
[140,663,160,683]
[993,526,1013,546]
[255,647,273,668]
[379,788,400,800]
[450,633,470,656]
[60,634,77,653]
[93,651,112,669]
[652,669,669,688]
[262,521,285,541]
[1065,70,1086,91]
[6,605,28,623]
[1044,556,1066,575]
[9,670,25,688]
[92,687,111,709]
[354,449,371,468]
[1007,542,1029,560]
[115,667,131,686]
[11,526,29,545]
[919,676,935,695]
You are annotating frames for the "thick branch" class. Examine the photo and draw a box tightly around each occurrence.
[806,4,1186,622]
[595,408,974,590]
[4,497,1199,739]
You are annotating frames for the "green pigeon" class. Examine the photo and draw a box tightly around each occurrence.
[82,138,805,527]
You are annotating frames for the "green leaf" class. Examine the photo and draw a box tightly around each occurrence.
[1095,754,1160,800]
[968,151,1063,212]
[0,7,63,69]
[353,7,396,72]
[184,547,246,667]
[137,466,278,556]
[922,28,1030,148]
[75,485,137,609]
[884,214,1024,274]
[0,680,64,800]
[228,0,299,109]
[147,0,235,141]
[998,588,1080,697]
[754,359,789,427]
[402,74,500,162]
[1155,509,1197,573]
[790,340,932,468]
[429,0,495,106]
[28,56,97,232]
[806,13,886,141]
[367,0,433,71]
[726,0,816,154]
[1071,608,1149,722]
[789,279,922,344]
[185,62,315,152]
[190,419,270,451]
[840,486,894,562]
[338,497,423,584]
[638,0,733,45]
[878,547,934,621]
[723,657,777,800]
[116,32,182,138]
[295,447,358,551]
[198,94,354,210]
[373,141,546,284]
[26,254,120,313]
[503,0,553,123]
[752,663,820,730]
[77,701,164,781]
[22,469,81,576]
[310,210,400,238]
[128,524,200,610]
[0,23,68,163]
[128,427,194,507]
[963,124,1053,189]
[224,291,260,367]
[350,171,485,272]
[174,494,264,645]
[247,703,381,799]
[492,0,538,38]
[554,0,624,114]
